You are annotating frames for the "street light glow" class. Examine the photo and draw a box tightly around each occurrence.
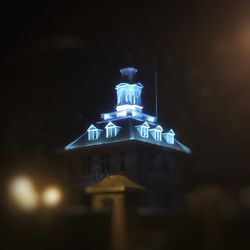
[9,176,39,211]
[42,186,62,207]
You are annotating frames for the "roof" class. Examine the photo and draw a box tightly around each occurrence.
[115,82,143,89]
[65,117,191,154]
[85,175,145,194]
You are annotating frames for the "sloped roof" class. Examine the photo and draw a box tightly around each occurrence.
[65,117,191,154]
[85,175,145,193]
[115,82,143,89]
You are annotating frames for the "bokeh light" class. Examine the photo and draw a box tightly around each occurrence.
[42,186,62,207]
[9,176,39,211]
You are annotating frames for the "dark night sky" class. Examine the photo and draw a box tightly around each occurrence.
[1,1,250,184]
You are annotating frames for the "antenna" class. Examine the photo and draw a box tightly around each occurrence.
[154,55,158,119]
[155,70,158,119]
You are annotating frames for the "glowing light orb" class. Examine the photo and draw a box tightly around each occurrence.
[42,187,62,207]
[9,176,38,211]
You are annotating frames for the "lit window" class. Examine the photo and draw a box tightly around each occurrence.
[155,131,162,141]
[135,121,150,138]
[88,130,98,140]
[87,124,101,141]
[165,129,175,144]
[105,121,120,138]
[150,125,163,141]
[141,126,148,137]
[141,122,149,138]
[106,126,116,137]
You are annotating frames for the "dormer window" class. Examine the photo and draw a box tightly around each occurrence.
[141,123,149,138]
[105,121,120,138]
[155,130,162,141]
[135,121,150,138]
[87,124,102,141]
[150,125,163,141]
[164,129,175,144]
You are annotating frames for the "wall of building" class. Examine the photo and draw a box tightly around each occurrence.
[64,141,185,207]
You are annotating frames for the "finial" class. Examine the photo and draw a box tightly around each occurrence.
[120,67,138,82]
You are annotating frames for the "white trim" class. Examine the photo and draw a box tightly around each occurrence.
[149,125,163,141]
[163,129,175,144]
[116,104,143,112]
[87,124,102,141]
[105,121,120,138]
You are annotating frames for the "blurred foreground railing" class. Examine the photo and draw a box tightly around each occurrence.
[4,178,250,250]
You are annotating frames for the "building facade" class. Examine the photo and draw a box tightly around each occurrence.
[65,67,191,206]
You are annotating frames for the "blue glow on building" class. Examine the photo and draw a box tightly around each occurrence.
[120,67,138,81]
[145,115,156,123]
[135,121,150,138]
[163,129,175,144]
[64,132,86,150]
[87,124,102,140]
[116,83,143,107]
[100,67,157,123]
[103,113,112,120]
[64,67,191,154]
[150,125,163,141]
[105,121,120,138]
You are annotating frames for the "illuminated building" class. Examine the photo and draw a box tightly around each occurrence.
[65,67,191,206]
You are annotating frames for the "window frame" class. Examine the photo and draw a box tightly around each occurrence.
[138,122,150,138]
[88,130,98,140]
[106,126,117,138]
[105,122,120,138]
[87,124,101,141]
[155,130,162,141]
[141,125,149,138]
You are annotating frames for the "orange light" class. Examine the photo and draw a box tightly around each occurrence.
[9,176,39,211]
[42,186,62,207]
